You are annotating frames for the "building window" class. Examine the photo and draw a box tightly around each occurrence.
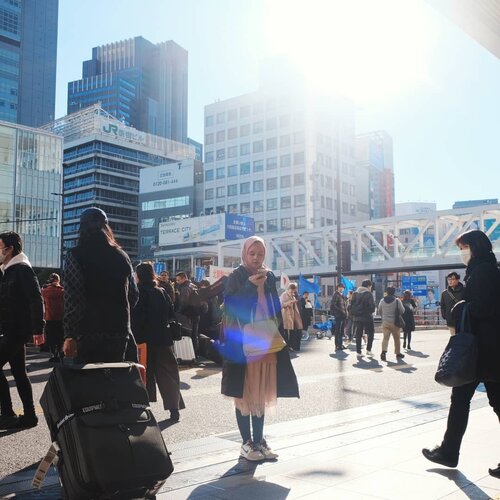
[253,180,264,192]
[216,130,225,142]
[141,236,156,246]
[281,196,291,209]
[240,202,250,214]
[228,184,238,196]
[141,218,156,229]
[240,182,250,194]
[281,218,292,231]
[280,154,291,167]
[240,162,250,175]
[240,105,251,118]
[205,169,214,181]
[228,127,238,140]
[205,133,214,145]
[350,184,356,196]
[254,200,264,212]
[255,221,265,233]
[279,115,290,127]
[142,196,190,211]
[326,197,333,209]
[267,219,278,232]
[216,206,225,213]
[228,164,237,176]
[216,112,225,124]
[280,135,291,147]
[228,108,238,121]
[228,203,238,213]
[342,181,348,194]
[326,176,333,188]
[216,167,225,179]
[294,194,305,207]
[228,145,238,158]
[216,149,225,161]
[253,160,264,172]
[216,186,225,198]
[266,137,277,150]
[266,157,277,170]
[280,175,291,188]
[266,117,277,130]
[293,151,305,164]
[253,140,263,153]
[205,151,214,163]
[240,124,251,137]
[205,115,214,127]
[205,188,214,200]
[294,172,305,185]
[295,216,306,229]
[240,143,250,156]
[266,177,277,190]
[293,131,304,144]
[343,201,348,214]
[267,198,277,210]
[253,121,264,134]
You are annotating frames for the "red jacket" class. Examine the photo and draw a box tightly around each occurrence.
[42,283,64,321]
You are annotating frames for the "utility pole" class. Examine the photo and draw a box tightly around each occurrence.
[336,126,342,286]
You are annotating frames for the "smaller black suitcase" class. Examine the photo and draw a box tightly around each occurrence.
[40,362,173,499]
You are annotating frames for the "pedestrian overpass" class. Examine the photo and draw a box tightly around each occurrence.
[216,204,500,276]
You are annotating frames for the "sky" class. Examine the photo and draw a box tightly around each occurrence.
[56,0,500,211]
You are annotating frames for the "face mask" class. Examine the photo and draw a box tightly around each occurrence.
[460,248,471,266]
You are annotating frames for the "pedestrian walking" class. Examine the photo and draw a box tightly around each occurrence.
[131,263,185,422]
[378,286,405,361]
[330,283,347,351]
[401,290,416,350]
[279,283,303,351]
[350,279,376,356]
[440,272,465,335]
[299,292,313,341]
[344,290,354,342]
[222,236,299,461]
[158,270,176,305]
[41,273,64,362]
[422,230,500,478]
[0,231,43,429]
[62,207,139,363]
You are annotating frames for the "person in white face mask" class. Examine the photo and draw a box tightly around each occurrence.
[423,229,500,479]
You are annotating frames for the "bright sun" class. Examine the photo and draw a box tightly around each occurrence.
[263,0,436,104]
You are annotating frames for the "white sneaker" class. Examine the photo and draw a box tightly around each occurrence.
[240,440,265,461]
[257,439,279,459]
[367,350,373,356]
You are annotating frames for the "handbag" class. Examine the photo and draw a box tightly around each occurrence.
[167,321,183,341]
[434,303,478,387]
[394,300,406,328]
[242,318,286,357]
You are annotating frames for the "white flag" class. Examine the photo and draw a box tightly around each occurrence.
[280,272,290,290]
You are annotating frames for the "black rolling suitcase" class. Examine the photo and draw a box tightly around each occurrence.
[39,362,173,499]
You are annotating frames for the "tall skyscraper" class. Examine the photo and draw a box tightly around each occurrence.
[68,36,188,143]
[0,0,58,127]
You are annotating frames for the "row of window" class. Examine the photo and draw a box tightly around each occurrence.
[142,196,190,212]
[205,146,305,164]
[205,100,292,126]
[205,124,302,144]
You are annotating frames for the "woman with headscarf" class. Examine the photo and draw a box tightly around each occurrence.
[422,230,500,478]
[221,236,299,461]
[62,207,139,363]
[280,282,303,351]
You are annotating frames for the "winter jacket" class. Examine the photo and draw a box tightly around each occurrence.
[159,280,175,305]
[299,297,313,329]
[402,299,416,332]
[63,243,138,342]
[131,283,174,346]
[329,291,347,318]
[0,253,44,342]
[350,287,375,322]
[461,254,500,382]
[42,283,64,321]
[280,291,303,330]
[378,295,405,325]
[440,283,465,326]
[221,265,299,399]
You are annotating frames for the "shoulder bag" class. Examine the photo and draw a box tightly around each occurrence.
[394,300,406,329]
[434,303,478,387]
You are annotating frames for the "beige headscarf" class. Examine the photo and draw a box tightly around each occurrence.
[241,236,269,275]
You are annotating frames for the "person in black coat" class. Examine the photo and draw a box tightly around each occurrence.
[62,208,139,363]
[401,290,416,350]
[440,272,465,335]
[222,236,299,462]
[132,263,184,421]
[0,232,44,429]
[423,230,500,478]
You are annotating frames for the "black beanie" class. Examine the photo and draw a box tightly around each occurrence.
[79,207,108,229]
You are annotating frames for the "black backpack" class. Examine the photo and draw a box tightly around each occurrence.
[350,292,366,316]
[185,284,208,317]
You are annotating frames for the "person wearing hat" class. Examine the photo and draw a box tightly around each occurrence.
[41,273,64,361]
[62,208,139,363]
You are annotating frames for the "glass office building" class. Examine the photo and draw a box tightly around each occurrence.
[0,120,63,268]
[0,0,58,127]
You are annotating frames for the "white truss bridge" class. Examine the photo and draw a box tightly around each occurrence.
[217,204,500,276]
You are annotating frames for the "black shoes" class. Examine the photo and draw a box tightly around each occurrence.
[396,353,405,359]
[169,409,180,422]
[0,414,18,429]
[1,414,38,429]
[422,446,458,468]
[489,463,500,478]
[381,351,387,361]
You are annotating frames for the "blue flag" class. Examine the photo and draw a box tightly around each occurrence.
[341,276,356,295]
[298,274,321,294]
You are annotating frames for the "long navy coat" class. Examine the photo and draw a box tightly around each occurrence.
[221,265,299,399]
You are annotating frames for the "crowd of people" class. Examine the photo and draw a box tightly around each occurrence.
[0,210,498,477]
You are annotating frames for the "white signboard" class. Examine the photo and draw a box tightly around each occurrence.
[159,214,225,246]
[209,265,235,283]
[140,161,194,194]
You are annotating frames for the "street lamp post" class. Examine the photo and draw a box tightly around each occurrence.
[51,192,64,270]
[336,127,342,286]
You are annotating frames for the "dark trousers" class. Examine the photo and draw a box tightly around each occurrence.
[403,329,412,348]
[235,408,265,444]
[354,320,375,353]
[190,316,200,355]
[45,320,63,356]
[333,317,346,348]
[441,380,500,458]
[0,336,35,417]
